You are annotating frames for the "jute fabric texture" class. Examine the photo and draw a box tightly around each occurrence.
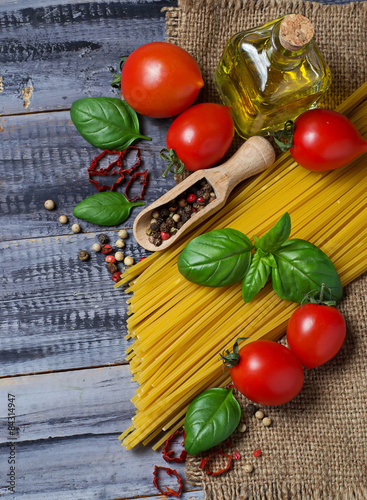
[164,1,367,498]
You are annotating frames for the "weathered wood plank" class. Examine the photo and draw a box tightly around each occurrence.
[0,366,203,499]
[0,110,176,241]
[0,232,150,376]
[0,1,176,115]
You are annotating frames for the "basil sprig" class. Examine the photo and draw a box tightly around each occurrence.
[184,388,241,455]
[73,191,144,226]
[178,213,343,304]
[177,228,253,287]
[70,97,151,150]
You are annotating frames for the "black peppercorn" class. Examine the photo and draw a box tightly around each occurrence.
[98,234,109,245]
[184,205,192,213]
[177,222,184,229]
[159,208,170,218]
[107,262,118,274]
[203,183,212,192]
[151,231,160,239]
[78,250,90,261]
[178,198,187,207]
[177,207,185,216]
[160,223,169,232]
[245,403,258,415]
[181,213,190,223]
[203,192,210,200]
[150,222,159,232]
[153,238,162,246]
[196,189,204,197]
[165,218,175,228]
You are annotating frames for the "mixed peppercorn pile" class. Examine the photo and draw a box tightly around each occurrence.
[146,179,216,246]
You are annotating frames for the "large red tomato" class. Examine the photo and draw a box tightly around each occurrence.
[287,303,346,369]
[290,109,367,171]
[120,42,204,118]
[229,340,304,406]
[165,103,234,171]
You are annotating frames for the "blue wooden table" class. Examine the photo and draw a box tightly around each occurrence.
[0,0,359,498]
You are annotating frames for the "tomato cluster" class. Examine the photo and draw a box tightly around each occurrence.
[226,299,346,406]
[120,42,234,172]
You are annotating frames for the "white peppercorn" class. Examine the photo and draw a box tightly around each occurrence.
[72,223,81,233]
[255,410,265,420]
[238,423,247,433]
[115,251,124,262]
[172,214,181,223]
[92,243,101,252]
[151,211,160,219]
[118,229,128,239]
[115,239,125,248]
[262,417,272,427]
[124,256,134,266]
[59,215,68,224]
[44,199,55,210]
[244,464,254,474]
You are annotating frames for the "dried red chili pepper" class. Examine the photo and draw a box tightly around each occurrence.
[152,465,183,497]
[199,449,233,476]
[162,428,187,464]
[124,169,148,202]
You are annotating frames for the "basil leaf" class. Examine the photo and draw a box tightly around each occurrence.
[242,251,271,302]
[178,228,253,287]
[184,388,241,455]
[70,97,151,150]
[271,239,343,303]
[255,212,291,253]
[73,191,144,226]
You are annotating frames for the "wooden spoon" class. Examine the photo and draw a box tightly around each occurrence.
[133,136,276,251]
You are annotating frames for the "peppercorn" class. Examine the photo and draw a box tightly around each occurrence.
[151,210,160,219]
[184,205,192,213]
[253,449,261,458]
[44,199,55,210]
[118,229,128,239]
[92,243,101,252]
[153,238,162,246]
[187,194,196,203]
[168,204,178,212]
[59,215,68,224]
[172,214,181,223]
[197,196,205,205]
[170,227,178,234]
[209,196,216,203]
[155,217,165,226]
[203,183,212,192]
[192,202,199,209]
[148,235,155,244]
[78,250,89,261]
[161,231,170,240]
[181,214,190,223]
[101,244,113,254]
[203,192,210,200]
[238,424,247,433]
[160,223,169,232]
[111,272,122,283]
[165,218,175,228]
[72,223,81,233]
[255,410,265,420]
[197,205,206,212]
[115,251,124,262]
[115,239,125,249]
[107,262,118,274]
[246,404,257,415]
[178,198,187,207]
[146,228,152,236]
[151,231,160,239]
[262,417,272,427]
[159,208,170,218]
[177,207,185,216]
[196,189,204,197]
[244,464,254,473]
[177,222,184,229]
[150,222,160,232]
[98,234,109,245]
[124,256,134,266]
[105,255,116,263]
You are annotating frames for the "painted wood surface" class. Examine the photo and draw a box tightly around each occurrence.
[0,366,204,499]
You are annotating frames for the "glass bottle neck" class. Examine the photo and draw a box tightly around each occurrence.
[266,20,314,70]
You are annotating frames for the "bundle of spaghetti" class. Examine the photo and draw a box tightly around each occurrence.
[117,81,367,450]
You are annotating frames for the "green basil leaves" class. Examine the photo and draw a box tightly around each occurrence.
[70,97,151,150]
[184,388,241,455]
[177,229,253,287]
[178,213,343,304]
[73,191,144,226]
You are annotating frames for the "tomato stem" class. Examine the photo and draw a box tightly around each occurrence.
[301,283,338,306]
[160,148,186,178]
[220,337,248,368]
[271,120,295,152]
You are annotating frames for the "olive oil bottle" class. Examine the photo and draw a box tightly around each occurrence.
[215,15,331,138]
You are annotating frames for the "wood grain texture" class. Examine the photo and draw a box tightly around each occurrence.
[0,0,175,115]
[0,110,176,241]
[0,366,204,499]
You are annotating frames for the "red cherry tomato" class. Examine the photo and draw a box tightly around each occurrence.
[230,340,304,406]
[291,109,367,171]
[120,42,204,118]
[287,303,346,369]
[166,103,234,171]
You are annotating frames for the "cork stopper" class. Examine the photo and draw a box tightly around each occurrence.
[279,14,314,51]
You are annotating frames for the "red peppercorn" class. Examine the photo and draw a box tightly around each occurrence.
[161,231,170,240]
[197,196,205,203]
[111,271,122,283]
[253,449,261,458]
[105,255,116,263]
[101,244,113,254]
[192,208,197,213]
[187,194,196,203]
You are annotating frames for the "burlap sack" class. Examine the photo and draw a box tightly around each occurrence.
[163,1,367,498]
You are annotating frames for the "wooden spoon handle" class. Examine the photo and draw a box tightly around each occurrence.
[211,136,276,192]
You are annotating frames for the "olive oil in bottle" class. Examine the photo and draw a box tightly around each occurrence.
[215,14,331,138]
